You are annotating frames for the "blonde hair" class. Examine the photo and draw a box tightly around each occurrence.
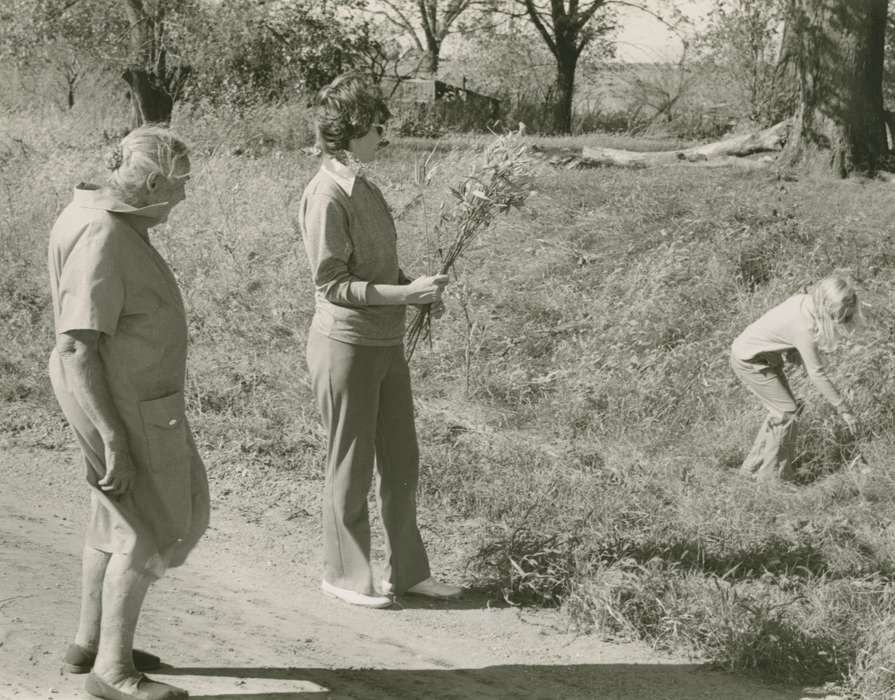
[105,124,189,206]
[811,275,859,350]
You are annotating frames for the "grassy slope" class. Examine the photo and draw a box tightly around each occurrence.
[3,104,895,696]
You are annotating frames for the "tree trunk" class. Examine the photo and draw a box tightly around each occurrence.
[120,0,191,129]
[422,21,441,76]
[782,0,888,176]
[428,48,440,76]
[123,66,174,128]
[553,45,577,134]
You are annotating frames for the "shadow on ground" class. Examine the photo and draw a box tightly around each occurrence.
[161,663,821,699]
[390,589,501,611]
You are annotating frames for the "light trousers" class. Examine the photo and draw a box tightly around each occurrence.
[730,352,799,481]
[307,329,430,594]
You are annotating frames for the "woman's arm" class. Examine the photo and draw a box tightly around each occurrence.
[302,194,448,306]
[57,330,135,495]
[302,194,368,306]
[365,275,448,305]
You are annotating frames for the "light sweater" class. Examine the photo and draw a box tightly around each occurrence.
[731,294,844,407]
[296,157,406,346]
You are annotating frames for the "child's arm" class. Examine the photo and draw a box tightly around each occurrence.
[794,333,856,431]
[795,336,845,406]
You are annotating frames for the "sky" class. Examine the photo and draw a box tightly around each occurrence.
[612,0,716,62]
[361,0,720,65]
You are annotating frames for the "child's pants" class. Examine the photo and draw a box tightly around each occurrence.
[730,352,799,481]
[307,329,431,594]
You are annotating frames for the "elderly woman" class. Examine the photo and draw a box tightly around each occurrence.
[295,72,461,608]
[48,125,208,700]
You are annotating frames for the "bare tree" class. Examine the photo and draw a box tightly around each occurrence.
[493,1,684,134]
[513,0,614,133]
[615,49,697,130]
[0,0,129,110]
[367,0,479,76]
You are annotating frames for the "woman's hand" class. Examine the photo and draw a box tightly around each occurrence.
[99,446,137,497]
[405,275,449,305]
[59,330,135,496]
[840,411,858,435]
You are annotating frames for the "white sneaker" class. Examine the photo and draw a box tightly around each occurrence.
[382,577,463,600]
[321,580,393,608]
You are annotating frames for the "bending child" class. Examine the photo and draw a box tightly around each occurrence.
[730,275,860,481]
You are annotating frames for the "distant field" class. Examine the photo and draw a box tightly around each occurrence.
[3,99,895,697]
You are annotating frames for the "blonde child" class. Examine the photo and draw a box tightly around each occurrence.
[730,275,860,481]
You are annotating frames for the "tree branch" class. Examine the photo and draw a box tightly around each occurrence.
[373,0,425,50]
[522,0,558,56]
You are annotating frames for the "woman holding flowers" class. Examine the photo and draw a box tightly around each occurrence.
[295,72,461,608]
[730,275,860,481]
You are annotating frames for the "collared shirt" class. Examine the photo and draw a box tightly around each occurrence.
[731,294,844,407]
[295,156,406,346]
[320,154,360,196]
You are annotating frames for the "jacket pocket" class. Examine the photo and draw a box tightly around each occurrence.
[139,392,190,473]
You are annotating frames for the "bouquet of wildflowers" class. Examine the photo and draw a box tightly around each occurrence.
[406,135,533,359]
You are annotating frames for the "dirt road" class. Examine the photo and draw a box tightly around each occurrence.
[0,442,822,700]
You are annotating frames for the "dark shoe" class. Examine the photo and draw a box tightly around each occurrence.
[84,672,188,700]
[63,644,161,674]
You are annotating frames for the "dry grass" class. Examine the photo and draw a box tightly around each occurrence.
[4,91,895,694]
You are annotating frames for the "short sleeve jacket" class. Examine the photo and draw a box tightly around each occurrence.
[48,184,195,553]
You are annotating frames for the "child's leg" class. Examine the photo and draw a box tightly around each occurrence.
[758,412,798,481]
[741,416,770,475]
[731,353,799,479]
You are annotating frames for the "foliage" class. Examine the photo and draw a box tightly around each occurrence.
[885,6,895,105]
[441,27,560,133]
[470,522,582,606]
[0,0,129,109]
[846,605,895,699]
[609,51,700,132]
[179,0,383,108]
[694,0,795,127]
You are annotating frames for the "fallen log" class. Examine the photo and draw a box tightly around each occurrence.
[581,120,789,168]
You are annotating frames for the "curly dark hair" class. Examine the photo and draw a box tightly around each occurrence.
[314,72,391,155]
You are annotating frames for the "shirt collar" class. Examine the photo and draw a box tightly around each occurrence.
[320,156,361,196]
[72,183,170,219]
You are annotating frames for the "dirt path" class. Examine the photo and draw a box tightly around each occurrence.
[0,442,823,700]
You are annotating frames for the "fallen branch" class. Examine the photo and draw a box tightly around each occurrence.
[580,120,789,169]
